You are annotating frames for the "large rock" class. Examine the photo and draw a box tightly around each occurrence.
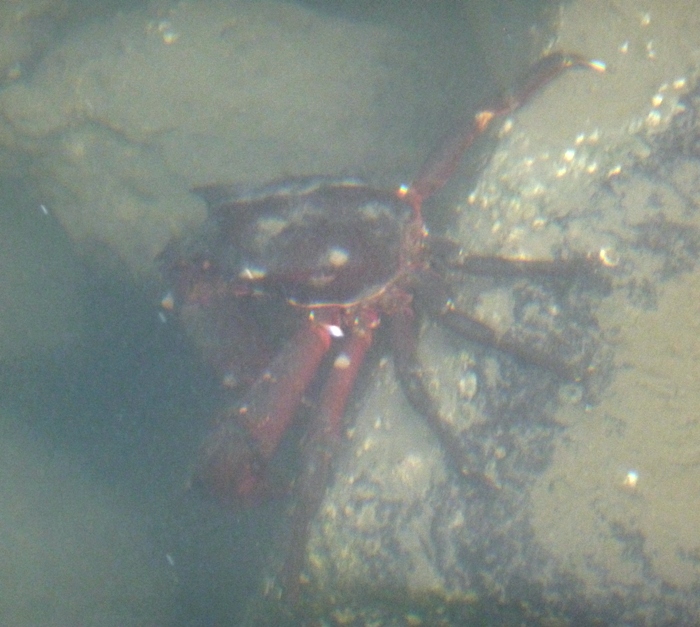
[235,1,700,624]
[0,0,486,278]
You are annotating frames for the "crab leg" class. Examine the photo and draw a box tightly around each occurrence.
[280,324,374,599]
[194,315,333,502]
[443,250,602,281]
[403,52,603,209]
[411,269,591,380]
[241,319,334,459]
[389,305,486,486]
[427,234,598,277]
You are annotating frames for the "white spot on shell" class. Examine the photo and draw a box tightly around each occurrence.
[458,372,478,400]
[325,246,349,268]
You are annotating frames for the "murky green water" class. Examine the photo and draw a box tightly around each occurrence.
[1,0,699,625]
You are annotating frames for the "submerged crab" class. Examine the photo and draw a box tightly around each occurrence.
[160,52,604,597]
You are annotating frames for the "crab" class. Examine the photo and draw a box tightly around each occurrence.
[159,52,605,598]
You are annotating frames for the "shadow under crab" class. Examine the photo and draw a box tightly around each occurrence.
[159,52,608,616]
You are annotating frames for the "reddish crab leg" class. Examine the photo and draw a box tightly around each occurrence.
[280,323,375,599]
[195,315,334,502]
[316,327,375,441]
[241,319,334,459]
[403,52,604,209]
